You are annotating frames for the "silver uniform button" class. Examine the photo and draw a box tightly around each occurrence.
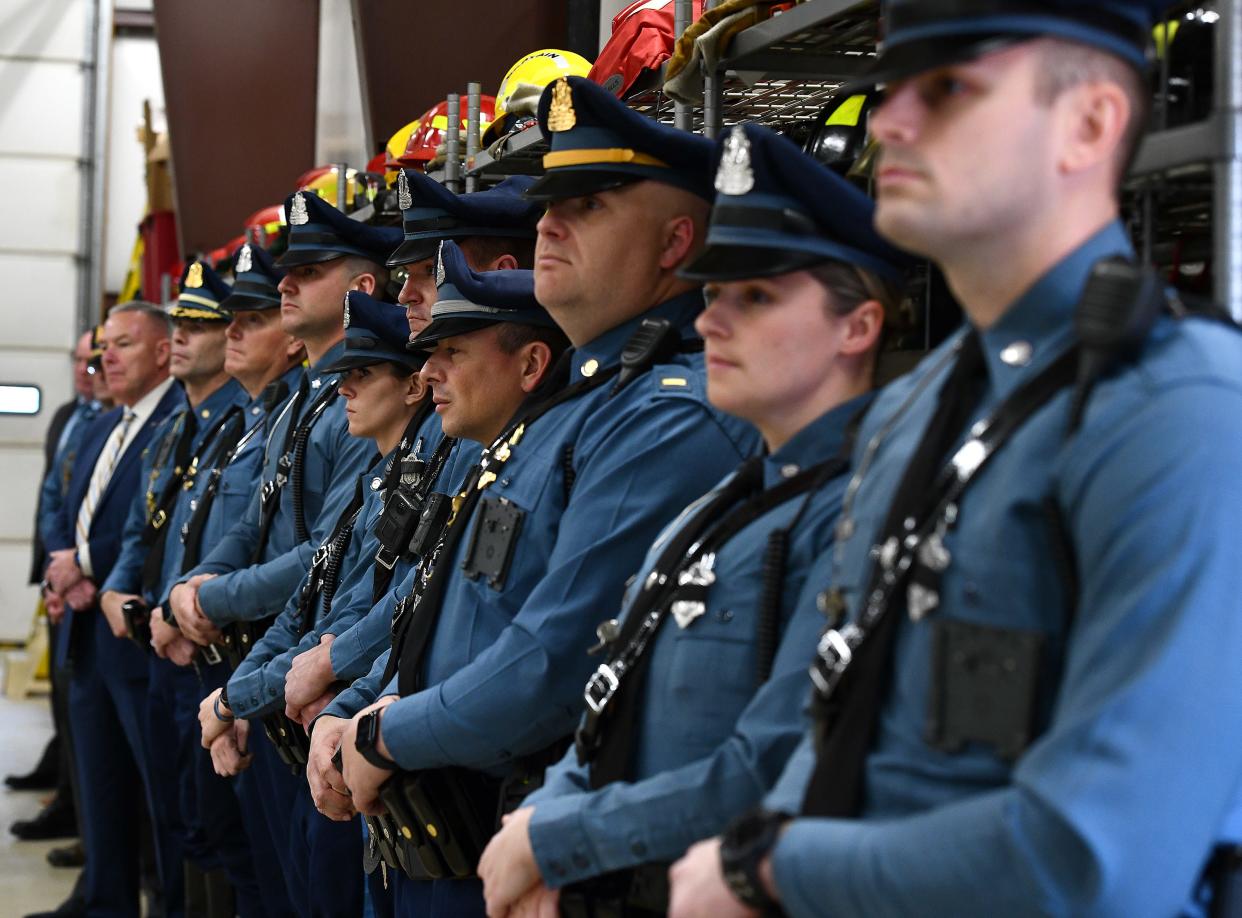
[999,340,1033,367]
[781,464,800,479]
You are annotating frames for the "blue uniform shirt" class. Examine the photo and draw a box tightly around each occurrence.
[377,292,761,776]
[101,379,245,600]
[768,222,1242,917]
[523,396,865,887]
[324,427,480,687]
[189,342,376,624]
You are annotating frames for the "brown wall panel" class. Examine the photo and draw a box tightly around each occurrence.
[154,0,319,254]
[355,0,568,156]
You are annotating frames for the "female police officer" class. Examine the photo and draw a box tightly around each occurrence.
[477,122,911,918]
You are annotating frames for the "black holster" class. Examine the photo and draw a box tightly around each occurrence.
[261,712,309,774]
[558,865,670,918]
[121,598,153,652]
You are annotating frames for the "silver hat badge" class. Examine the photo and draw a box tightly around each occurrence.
[288,192,310,226]
[235,244,253,274]
[397,170,413,211]
[435,240,446,286]
[715,126,755,196]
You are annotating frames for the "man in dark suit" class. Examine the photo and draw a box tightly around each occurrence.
[42,301,183,918]
[7,330,99,847]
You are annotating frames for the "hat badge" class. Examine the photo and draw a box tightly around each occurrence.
[547,77,577,133]
[397,170,413,211]
[435,240,446,286]
[185,262,204,289]
[235,244,253,274]
[342,293,351,329]
[715,126,755,196]
[289,192,310,226]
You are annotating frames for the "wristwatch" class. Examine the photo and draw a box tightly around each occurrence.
[719,808,790,915]
[355,708,398,769]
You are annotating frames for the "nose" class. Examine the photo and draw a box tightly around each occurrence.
[870,84,920,147]
[536,203,566,241]
[694,291,732,342]
[419,352,445,386]
[225,318,242,340]
[277,274,295,296]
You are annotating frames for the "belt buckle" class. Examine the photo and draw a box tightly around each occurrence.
[200,643,223,666]
[584,664,620,715]
[375,546,398,571]
[809,628,853,698]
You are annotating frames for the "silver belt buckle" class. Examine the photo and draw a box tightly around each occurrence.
[200,643,223,666]
[584,664,620,715]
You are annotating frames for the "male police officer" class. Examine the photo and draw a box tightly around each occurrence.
[96,262,243,918]
[281,176,542,736]
[43,300,183,917]
[332,78,760,916]
[667,3,1242,916]
[169,192,391,909]
[154,242,304,918]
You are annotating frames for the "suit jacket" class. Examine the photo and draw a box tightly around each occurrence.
[46,384,180,663]
[28,398,80,582]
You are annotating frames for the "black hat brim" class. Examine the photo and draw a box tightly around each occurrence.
[219,293,280,313]
[407,316,502,350]
[679,244,832,283]
[274,248,346,268]
[840,33,1024,94]
[320,352,423,374]
[523,170,641,202]
[386,236,444,268]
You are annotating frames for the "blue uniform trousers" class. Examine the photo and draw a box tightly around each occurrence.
[69,614,183,917]
[287,780,365,917]
[392,874,486,918]
[238,728,307,914]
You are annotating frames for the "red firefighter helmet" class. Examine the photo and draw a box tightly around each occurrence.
[398,96,496,168]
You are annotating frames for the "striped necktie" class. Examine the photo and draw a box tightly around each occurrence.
[75,409,137,546]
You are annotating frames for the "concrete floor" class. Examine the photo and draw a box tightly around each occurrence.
[0,694,79,917]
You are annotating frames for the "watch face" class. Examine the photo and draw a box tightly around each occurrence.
[358,711,378,750]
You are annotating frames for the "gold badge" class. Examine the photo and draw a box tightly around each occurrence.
[715,126,755,196]
[235,244,253,274]
[397,170,413,211]
[288,191,310,226]
[185,262,204,288]
[547,77,577,133]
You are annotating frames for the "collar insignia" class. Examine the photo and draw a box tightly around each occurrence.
[715,126,755,196]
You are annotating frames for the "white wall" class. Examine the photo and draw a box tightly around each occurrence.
[0,0,92,641]
[104,34,164,293]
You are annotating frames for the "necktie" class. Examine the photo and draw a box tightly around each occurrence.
[76,409,137,547]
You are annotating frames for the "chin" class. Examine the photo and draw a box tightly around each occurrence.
[874,204,938,259]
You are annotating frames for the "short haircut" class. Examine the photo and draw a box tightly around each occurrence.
[1031,37,1151,186]
[109,299,173,337]
[808,259,912,363]
[458,234,537,270]
[340,254,392,291]
[494,321,571,365]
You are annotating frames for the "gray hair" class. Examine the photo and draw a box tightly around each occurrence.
[108,300,173,337]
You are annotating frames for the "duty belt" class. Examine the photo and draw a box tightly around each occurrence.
[558,865,671,918]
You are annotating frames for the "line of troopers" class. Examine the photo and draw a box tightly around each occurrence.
[38,1,1242,915]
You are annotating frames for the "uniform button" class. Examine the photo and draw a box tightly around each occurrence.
[1000,341,1033,367]
[371,478,382,491]
[716,608,733,623]
[580,358,599,378]
[630,841,648,857]
[781,464,799,479]
[201,408,211,419]
[500,478,512,487]
[963,581,981,605]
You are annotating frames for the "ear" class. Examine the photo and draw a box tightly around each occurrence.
[518,341,553,394]
[1059,80,1131,177]
[837,299,885,358]
[486,253,519,271]
[153,335,172,369]
[285,337,306,362]
[405,371,428,406]
[658,214,699,271]
[352,272,379,296]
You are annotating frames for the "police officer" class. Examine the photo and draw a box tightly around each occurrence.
[95,261,244,918]
[149,245,304,918]
[330,76,761,917]
[42,300,183,917]
[476,121,913,917]
[281,175,544,737]
[666,2,1242,916]
[170,191,393,911]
